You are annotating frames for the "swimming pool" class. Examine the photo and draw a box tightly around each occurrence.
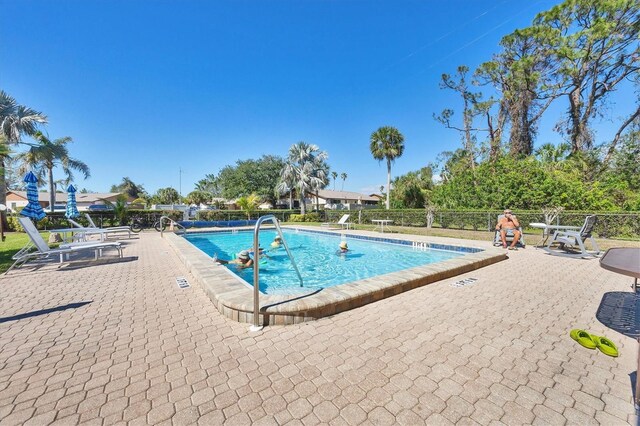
[167,227,505,325]
[185,229,466,294]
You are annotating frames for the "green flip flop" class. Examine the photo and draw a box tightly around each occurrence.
[592,335,619,357]
[570,329,597,349]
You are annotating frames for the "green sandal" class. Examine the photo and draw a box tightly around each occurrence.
[592,335,619,357]
[570,329,597,349]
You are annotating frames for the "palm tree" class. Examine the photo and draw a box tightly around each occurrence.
[535,143,570,165]
[280,142,329,215]
[340,172,347,191]
[331,171,338,190]
[236,194,260,219]
[111,177,147,199]
[370,126,405,210]
[18,132,90,212]
[276,174,295,209]
[0,91,47,223]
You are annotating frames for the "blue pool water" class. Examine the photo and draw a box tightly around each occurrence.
[185,230,465,295]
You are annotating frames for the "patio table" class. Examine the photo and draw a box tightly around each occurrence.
[599,247,640,292]
[372,219,393,233]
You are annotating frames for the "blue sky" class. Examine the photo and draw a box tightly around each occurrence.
[2,0,635,196]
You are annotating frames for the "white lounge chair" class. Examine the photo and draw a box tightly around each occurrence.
[321,214,352,230]
[68,217,133,239]
[7,217,123,273]
[543,215,601,258]
[85,213,132,234]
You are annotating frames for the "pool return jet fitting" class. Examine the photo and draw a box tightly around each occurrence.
[250,215,303,331]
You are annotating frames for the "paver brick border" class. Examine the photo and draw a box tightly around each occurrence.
[164,227,507,325]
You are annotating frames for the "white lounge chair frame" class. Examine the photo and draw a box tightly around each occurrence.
[85,213,132,234]
[7,217,123,274]
[321,214,352,230]
[68,217,133,239]
[543,215,601,258]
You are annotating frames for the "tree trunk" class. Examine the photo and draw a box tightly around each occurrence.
[569,89,587,154]
[0,155,7,231]
[48,167,55,212]
[299,187,306,215]
[289,190,292,209]
[386,159,391,210]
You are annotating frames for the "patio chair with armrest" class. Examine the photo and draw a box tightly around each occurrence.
[543,215,601,258]
[321,214,352,230]
[6,217,123,274]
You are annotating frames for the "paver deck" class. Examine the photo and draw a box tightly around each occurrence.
[1,231,638,425]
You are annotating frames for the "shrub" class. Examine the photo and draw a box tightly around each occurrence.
[288,213,320,222]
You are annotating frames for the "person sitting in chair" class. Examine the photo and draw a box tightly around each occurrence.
[496,209,521,250]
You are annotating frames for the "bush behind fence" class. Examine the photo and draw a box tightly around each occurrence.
[324,209,640,239]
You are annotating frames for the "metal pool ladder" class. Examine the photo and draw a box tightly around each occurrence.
[250,214,303,332]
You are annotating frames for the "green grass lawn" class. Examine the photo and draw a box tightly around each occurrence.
[282,222,640,250]
[0,231,61,273]
[0,232,31,273]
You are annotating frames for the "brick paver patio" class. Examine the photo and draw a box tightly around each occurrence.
[1,232,638,425]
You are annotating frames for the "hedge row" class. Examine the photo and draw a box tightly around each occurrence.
[9,208,639,239]
[323,209,640,239]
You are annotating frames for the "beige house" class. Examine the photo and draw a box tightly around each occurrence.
[309,189,379,210]
[6,191,124,211]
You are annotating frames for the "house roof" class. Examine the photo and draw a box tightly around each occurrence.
[315,189,378,202]
[7,191,124,203]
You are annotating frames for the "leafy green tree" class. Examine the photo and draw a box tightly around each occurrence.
[195,173,221,197]
[110,177,148,199]
[331,171,338,190]
[153,187,180,204]
[236,193,261,219]
[216,155,284,206]
[370,126,405,209]
[390,167,434,208]
[280,142,329,215]
[533,0,640,153]
[17,132,90,212]
[0,90,47,222]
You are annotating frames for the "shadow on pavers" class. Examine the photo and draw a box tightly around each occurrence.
[0,301,92,323]
[596,291,640,339]
[59,256,139,271]
[596,291,640,412]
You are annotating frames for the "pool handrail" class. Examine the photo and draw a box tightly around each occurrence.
[251,214,303,331]
[159,216,187,235]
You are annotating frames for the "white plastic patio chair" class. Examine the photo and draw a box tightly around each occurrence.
[543,215,601,258]
[6,217,123,274]
[321,214,352,230]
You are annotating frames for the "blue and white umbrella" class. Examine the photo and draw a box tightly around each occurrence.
[20,171,46,221]
[65,184,80,219]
